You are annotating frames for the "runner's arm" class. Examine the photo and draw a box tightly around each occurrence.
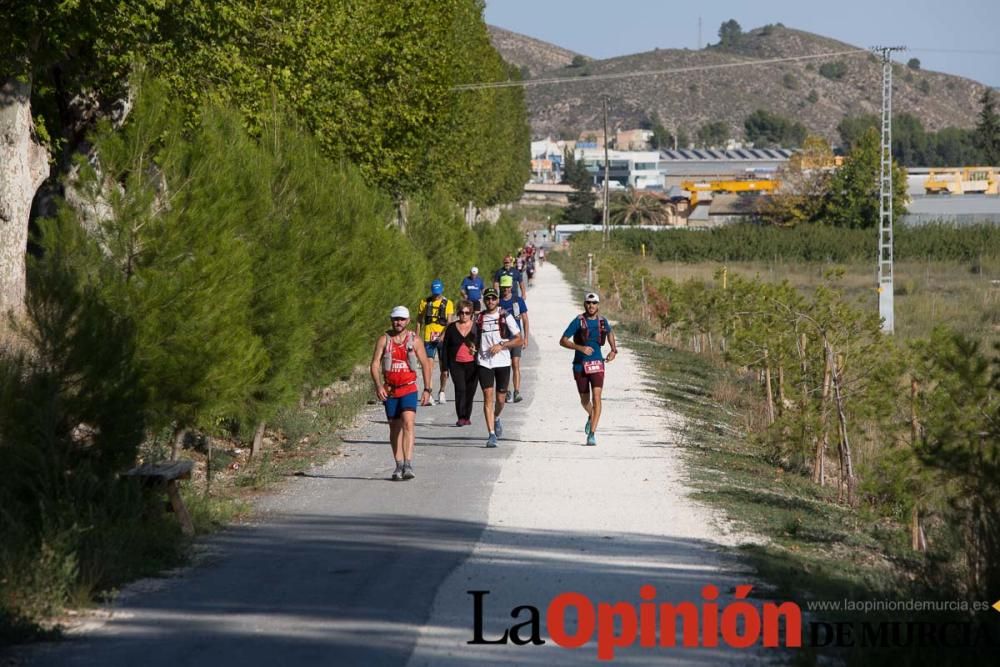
[560,335,593,356]
[519,312,529,347]
[370,337,388,401]
[413,339,434,405]
[606,330,618,361]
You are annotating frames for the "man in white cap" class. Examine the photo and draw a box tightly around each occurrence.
[370,306,433,480]
[559,292,618,446]
[461,266,485,312]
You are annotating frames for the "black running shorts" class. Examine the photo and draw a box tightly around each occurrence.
[477,365,511,393]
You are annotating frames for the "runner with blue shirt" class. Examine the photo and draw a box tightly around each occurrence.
[559,292,618,446]
[499,275,529,403]
[460,266,485,312]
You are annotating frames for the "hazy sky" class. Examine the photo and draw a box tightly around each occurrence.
[484,0,1000,87]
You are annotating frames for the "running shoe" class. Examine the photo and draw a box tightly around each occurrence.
[391,463,404,481]
[402,463,415,480]
[586,433,597,446]
[585,417,592,435]
[512,390,523,403]
[486,433,498,448]
[494,418,503,439]
[438,391,447,404]
[456,419,464,427]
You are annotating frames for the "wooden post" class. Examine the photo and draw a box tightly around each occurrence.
[832,351,856,505]
[763,348,775,425]
[171,427,186,461]
[813,339,833,486]
[777,364,786,417]
[165,480,195,536]
[250,420,267,462]
[911,506,926,552]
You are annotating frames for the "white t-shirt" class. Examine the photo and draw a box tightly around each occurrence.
[476,310,521,369]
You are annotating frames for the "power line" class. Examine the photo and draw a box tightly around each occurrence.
[451,48,870,91]
[907,47,1000,56]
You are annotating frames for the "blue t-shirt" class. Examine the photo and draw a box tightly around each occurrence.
[563,315,612,371]
[493,267,524,298]
[499,295,527,323]
[461,276,484,301]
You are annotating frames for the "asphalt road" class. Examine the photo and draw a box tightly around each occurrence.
[19,262,766,666]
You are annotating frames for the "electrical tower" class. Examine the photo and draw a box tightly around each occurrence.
[872,46,905,334]
[602,95,610,245]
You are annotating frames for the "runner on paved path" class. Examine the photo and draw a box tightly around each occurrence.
[476,288,522,448]
[416,279,454,405]
[559,292,618,446]
[370,305,433,480]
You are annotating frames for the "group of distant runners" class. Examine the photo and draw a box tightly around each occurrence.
[370,243,616,481]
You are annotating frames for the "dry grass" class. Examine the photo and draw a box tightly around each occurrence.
[641,257,1000,345]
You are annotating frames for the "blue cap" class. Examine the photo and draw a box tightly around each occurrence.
[431,279,444,295]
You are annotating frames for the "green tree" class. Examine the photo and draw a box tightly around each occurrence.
[837,114,879,151]
[757,136,833,226]
[696,121,729,147]
[914,330,1000,599]
[563,150,597,225]
[823,128,907,228]
[609,191,666,226]
[818,61,848,80]
[907,57,921,70]
[0,0,166,316]
[647,112,674,150]
[974,88,1000,165]
[744,109,806,147]
[717,20,743,48]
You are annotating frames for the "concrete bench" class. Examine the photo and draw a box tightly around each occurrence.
[126,460,195,536]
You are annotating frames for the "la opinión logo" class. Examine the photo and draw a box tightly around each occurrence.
[468,584,801,660]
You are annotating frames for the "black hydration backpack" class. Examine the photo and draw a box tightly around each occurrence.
[476,309,510,350]
[573,314,608,346]
[423,297,449,326]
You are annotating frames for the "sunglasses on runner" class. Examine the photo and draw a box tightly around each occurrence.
[391,317,408,322]
[484,296,498,301]
[458,310,472,315]
[585,301,599,305]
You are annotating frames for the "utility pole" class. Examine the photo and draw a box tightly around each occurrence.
[602,94,611,245]
[872,45,905,334]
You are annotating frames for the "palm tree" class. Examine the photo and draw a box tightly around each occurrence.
[609,189,667,226]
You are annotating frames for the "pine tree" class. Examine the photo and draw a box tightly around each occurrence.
[974,88,1000,165]
[563,150,597,225]
[823,128,907,228]
[79,81,267,435]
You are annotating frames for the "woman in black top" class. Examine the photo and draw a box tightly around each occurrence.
[442,299,478,426]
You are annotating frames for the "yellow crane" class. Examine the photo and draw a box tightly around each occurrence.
[680,178,779,207]
[924,167,998,195]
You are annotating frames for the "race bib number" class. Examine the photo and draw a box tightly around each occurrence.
[583,360,605,375]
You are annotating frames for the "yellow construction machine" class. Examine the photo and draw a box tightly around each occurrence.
[924,167,998,195]
[680,178,780,206]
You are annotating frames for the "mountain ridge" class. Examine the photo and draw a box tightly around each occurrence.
[487,24,988,145]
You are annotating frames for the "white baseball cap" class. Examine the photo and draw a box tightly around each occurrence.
[390,305,410,319]
[471,266,479,274]
[584,292,600,303]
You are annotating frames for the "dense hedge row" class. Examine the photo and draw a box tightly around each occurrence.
[0,83,521,627]
[607,223,1000,263]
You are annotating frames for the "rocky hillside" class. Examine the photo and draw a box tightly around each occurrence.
[493,24,988,145]
[487,25,583,79]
